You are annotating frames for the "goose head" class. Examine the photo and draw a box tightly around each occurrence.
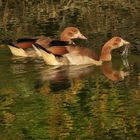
[100,37,130,61]
[60,27,87,42]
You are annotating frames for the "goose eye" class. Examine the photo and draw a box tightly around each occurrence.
[72,29,78,34]
[115,37,121,42]
[113,42,119,46]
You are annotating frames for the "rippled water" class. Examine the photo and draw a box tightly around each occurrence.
[0,44,140,139]
[0,1,140,140]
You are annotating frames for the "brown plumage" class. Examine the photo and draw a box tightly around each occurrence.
[7,27,87,57]
[38,37,130,65]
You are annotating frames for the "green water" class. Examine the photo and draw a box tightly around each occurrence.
[0,45,140,140]
[0,0,140,140]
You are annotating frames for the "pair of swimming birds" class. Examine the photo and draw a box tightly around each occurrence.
[7,27,130,66]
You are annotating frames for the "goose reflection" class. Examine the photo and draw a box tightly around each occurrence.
[35,65,96,93]
[35,62,129,93]
[102,62,129,81]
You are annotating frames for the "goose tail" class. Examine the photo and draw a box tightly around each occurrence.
[8,44,27,57]
[33,43,60,65]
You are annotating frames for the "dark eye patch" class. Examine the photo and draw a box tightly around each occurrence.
[72,29,78,33]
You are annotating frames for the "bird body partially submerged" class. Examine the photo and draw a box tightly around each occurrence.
[37,37,130,66]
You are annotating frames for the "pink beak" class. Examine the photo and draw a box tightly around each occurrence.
[77,32,87,40]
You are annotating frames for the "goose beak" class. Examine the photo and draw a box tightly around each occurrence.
[77,32,87,40]
[123,40,131,47]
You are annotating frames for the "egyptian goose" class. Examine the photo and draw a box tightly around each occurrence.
[6,27,87,57]
[36,37,130,65]
[33,27,87,56]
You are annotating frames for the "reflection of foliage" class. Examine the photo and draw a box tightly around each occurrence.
[62,77,140,139]
[0,66,140,139]
[0,91,15,129]
[36,72,140,139]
